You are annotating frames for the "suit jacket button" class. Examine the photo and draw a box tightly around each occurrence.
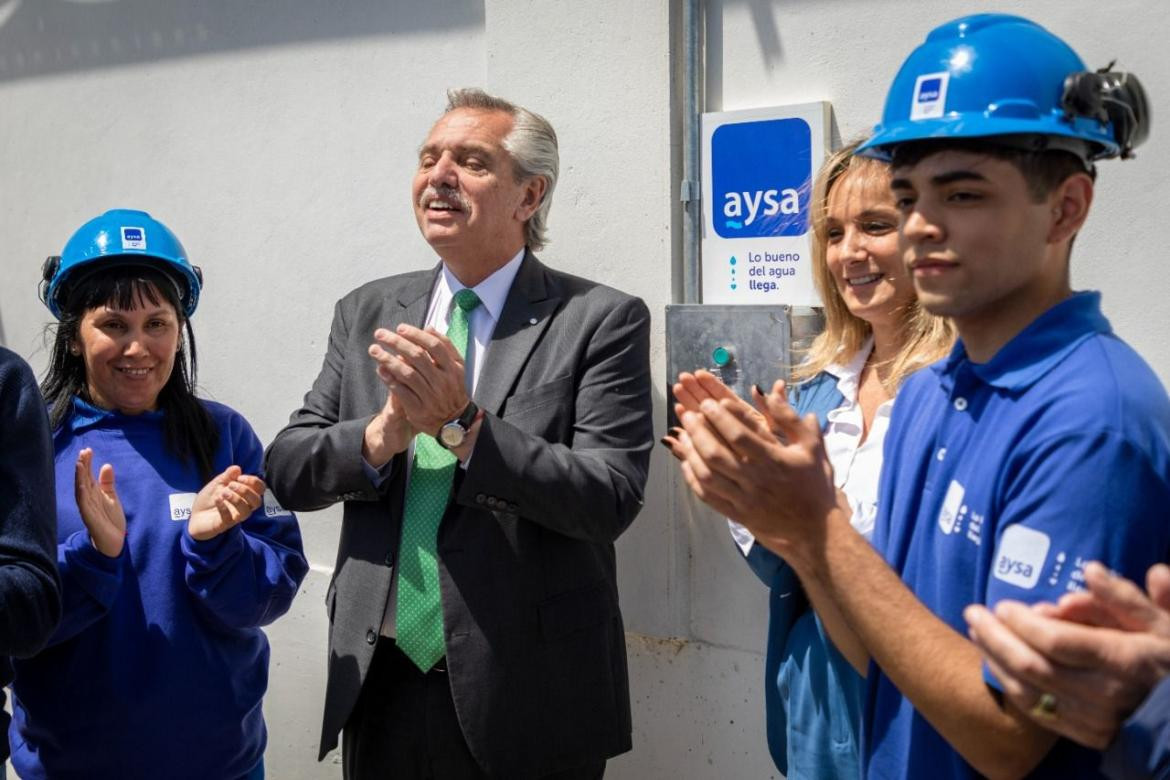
[366,629,377,645]
[486,496,498,508]
[475,493,486,504]
[384,551,394,567]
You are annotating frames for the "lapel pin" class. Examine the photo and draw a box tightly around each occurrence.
[528,317,538,325]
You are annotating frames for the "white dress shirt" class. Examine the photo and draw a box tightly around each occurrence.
[424,248,526,395]
[377,247,526,637]
[729,338,892,554]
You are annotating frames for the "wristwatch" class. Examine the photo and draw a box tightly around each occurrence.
[437,401,479,449]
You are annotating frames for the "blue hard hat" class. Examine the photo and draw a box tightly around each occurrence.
[40,209,203,319]
[858,14,1149,162]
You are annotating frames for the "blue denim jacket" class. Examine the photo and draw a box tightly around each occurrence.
[740,371,865,778]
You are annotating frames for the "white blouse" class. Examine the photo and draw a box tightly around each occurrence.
[728,338,892,553]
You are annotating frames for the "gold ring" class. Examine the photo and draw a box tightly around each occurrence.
[1030,692,1059,720]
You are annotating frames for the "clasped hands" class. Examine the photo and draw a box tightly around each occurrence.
[363,324,472,465]
[965,562,1170,749]
[75,448,265,558]
[662,370,841,560]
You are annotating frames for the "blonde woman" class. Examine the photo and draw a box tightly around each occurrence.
[667,140,953,777]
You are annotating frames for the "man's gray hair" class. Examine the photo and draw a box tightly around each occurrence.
[445,88,559,251]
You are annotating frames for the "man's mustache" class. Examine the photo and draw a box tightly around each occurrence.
[418,185,469,211]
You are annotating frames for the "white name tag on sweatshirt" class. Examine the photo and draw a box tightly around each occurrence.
[168,489,289,522]
[168,492,196,521]
[263,490,290,518]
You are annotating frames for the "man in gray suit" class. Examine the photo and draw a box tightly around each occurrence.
[265,88,653,779]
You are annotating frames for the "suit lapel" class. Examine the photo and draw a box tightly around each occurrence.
[474,251,561,416]
[397,266,439,328]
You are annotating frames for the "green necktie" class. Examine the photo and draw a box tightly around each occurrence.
[395,287,481,671]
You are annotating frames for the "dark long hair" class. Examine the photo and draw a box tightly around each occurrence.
[40,264,219,483]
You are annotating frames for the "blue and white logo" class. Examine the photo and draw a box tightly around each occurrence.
[711,118,811,239]
[910,71,949,121]
[120,226,146,251]
[918,78,942,102]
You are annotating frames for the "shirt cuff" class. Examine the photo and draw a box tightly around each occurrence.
[727,519,755,555]
[1100,676,1170,780]
[362,456,395,487]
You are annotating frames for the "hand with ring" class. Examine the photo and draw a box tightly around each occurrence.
[1029,692,1059,721]
[964,562,1170,749]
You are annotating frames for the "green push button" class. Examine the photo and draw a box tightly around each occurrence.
[712,346,732,367]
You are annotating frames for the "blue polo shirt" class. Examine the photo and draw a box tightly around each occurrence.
[865,292,1170,779]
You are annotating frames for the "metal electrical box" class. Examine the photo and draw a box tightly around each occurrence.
[665,305,824,428]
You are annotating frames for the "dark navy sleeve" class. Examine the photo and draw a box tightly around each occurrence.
[1100,676,1170,780]
[0,349,62,657]
[181,407,308,630]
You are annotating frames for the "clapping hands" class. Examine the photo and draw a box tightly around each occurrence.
[74,448,265,554]
[74,448,127,558]
[965,562,1170,749]
[662,371,840,559]
[187,466,266,542]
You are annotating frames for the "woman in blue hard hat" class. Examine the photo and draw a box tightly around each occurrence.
[8,209,309,780]
[665,141,953,778]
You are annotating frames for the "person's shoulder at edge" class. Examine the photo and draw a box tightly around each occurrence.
[542,261,642,297]
[1031,324,1170,448]
[194,399,268,465]
[340,267,438,304]
[0,345,38,391]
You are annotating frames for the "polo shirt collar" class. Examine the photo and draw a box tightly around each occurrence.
[934,291,1111,391]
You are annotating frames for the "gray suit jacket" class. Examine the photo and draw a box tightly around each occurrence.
[264,252,653,778]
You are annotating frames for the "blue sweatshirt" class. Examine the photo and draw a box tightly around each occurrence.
[9,396,309,780]
[0,348,62,762]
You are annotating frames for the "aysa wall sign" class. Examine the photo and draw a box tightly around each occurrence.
[701,102,829,305]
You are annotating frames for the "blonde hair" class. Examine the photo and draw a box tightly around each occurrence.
[792,139,954,391]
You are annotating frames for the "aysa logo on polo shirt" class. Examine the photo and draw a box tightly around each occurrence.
[120,226,146,251]
[993,525,1051,590]
[910,71,949,121]
[711,117,811,239]
[937,479,966,535]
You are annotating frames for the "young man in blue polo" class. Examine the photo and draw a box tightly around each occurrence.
[668,13,1170,779]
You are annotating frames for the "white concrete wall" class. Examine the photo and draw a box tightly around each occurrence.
[1,2,1166,779]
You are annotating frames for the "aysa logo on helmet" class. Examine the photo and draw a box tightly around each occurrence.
[121,226,146,251]
[711,117,811,239]
[910,71,950,120]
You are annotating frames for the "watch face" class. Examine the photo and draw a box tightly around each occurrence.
[439,424,465,448]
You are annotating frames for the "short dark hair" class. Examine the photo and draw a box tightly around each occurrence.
[41,265,219,483]
[889,138,1096,202]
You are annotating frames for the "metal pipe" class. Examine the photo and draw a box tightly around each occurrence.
[680,0,702,303]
